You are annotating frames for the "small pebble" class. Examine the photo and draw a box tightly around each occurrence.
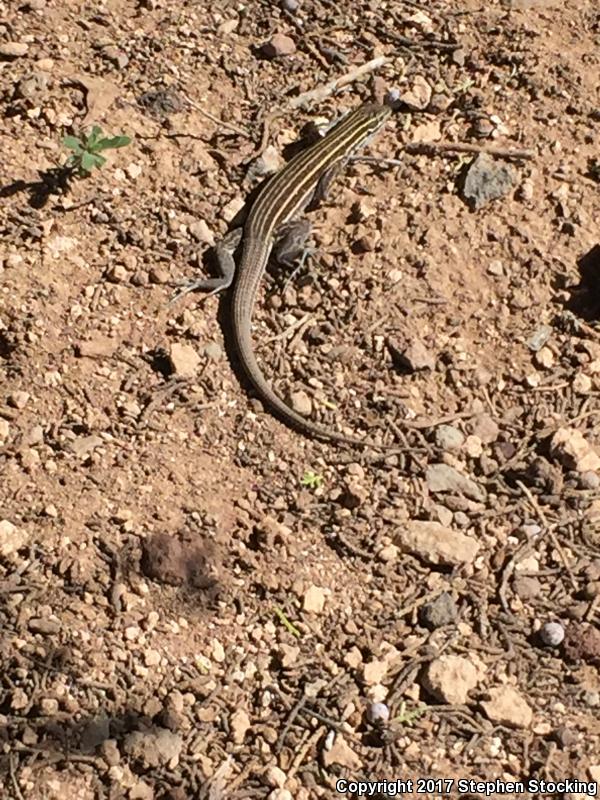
[583,581,600,601]
[0,42,29,58]
[428,93,453,113]
[553,724,577,748]
[465,434,483,458]
[469,413,499,444]
[583,691,600,708]
[453,511,470,527]
[353,231,378,253]
[222,196,245,223]
[539,621,565,647]
[102,45,129,69]
[288,390,312,417]
[107,264,128,283]
[534,346,554,369]
[148,266,170,284]
[519,179,535,201]
[420,591,457,629]
[579,471,600,490]
[389,337,435,372]
[126,163,142,180]
[16,72,48,100]
[434,424,464,452]
[513,576,541,600]
[218,18,238,35]
[250,145,283,179]
[261,33,296,58]
[405,9,433,31]
[0,419,10,443]
[5,253,24,269]
[202,342,223,360]
[473,118,494,138]
[169,343,200,377]
[189,220,215,246]
[366,702,390,725]
[451,48,466,67]
[377,543,398,562]
[572,373,592,394]
[527,325,552,352]
[399,75,432,110]
[8,391,31,409]
[461,153,514,210]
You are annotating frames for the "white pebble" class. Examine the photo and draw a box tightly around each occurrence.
[540,621,564,647]
[366,702,390,725]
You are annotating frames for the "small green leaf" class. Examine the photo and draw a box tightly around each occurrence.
[91,153,107,167]
[273,607,301,637]
[86,125,103,148]
[95,135,132,151]
[301,471,323,489]
[62,135,83,152]
[80,151,106,172]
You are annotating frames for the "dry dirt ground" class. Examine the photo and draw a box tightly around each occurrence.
[1,0,600,798]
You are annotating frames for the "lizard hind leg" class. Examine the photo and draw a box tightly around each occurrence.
[271,218,318,293]
[273,218,313,267]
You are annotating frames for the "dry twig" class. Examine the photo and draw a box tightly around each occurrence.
[287,56,389,110]
[405,140,535,160]
[183,94,248,137]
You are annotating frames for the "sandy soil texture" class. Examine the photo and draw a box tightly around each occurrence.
[1,0,600,798]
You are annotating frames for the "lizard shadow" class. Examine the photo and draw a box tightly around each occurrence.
[563,243,600,321]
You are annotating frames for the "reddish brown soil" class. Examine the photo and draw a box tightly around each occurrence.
[1,0,600,798]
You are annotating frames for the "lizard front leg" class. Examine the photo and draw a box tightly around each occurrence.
[170,227,243,304]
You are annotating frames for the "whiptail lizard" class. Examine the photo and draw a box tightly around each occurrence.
[184,102,392,445]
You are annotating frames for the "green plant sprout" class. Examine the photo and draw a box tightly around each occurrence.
[391,701,428,726]
[301,471,324,489]
[62,126,131,176]
[273,607,301,637]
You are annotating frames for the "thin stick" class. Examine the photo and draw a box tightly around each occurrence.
[298,706,346,730]
[405,141,535,160]
[263,313,312,346]
[334,528,373,560]
[401,409,479,429]
[277,695,309,754]
[287,56,389,110]
[498,481,556,617]
[516,479,578,592]
[498,537,536,615]
[352,155,405,168]
[570,318,600,342]
[9,756,25,800]
[584,592,600,623]
[374,14,459,51]
[288,725,326,778]
[183,94,248,137]
[256,56,389,155]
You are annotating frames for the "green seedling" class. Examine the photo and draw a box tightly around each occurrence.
[391,701,428,727]
[273,606,301,637]
[301,471,324,489]
[62,126,131,176]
